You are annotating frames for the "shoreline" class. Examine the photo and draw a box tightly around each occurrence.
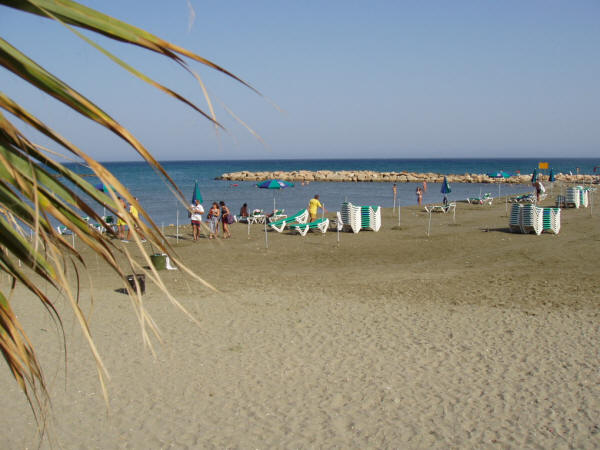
[217,170,599,184]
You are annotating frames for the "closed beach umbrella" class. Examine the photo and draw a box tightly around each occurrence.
[441,176,451,194]
[257,179,294,211]
[531,169,538,183]
[191,180,203,204]
[441,176,451,203]
[549,168,555,182]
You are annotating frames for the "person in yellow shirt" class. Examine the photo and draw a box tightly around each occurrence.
[126,197,145,242]
[308,194,325,222]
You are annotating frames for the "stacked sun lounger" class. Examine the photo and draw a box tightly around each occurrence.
[360,206,382,232]
[542,208,561,234]
[565,187,581,208]
[520,204,543,235]
[341,202,362,233]
[579,187,589,207]
[509,203,523,233]
[509,204,547,235]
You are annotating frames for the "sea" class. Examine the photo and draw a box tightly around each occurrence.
[66,158,598,226]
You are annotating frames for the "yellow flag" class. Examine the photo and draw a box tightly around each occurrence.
[538,162,549,169]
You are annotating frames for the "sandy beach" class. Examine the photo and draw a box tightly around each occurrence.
[2,193,599,448]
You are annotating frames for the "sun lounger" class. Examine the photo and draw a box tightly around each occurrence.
[468,193,493,205]
[268,209,308,232]
[289,217,329,236]
[509,203,523,233]
[424,203,456,213]
[247,210,266,224]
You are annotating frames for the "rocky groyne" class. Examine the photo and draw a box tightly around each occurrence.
[217,170,596,184]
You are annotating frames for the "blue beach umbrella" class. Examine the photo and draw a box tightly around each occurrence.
[191,180,203,204]
[95,182,115,193]
[441,176,451,204]
[549,168,555,182]
[257,179,294,210]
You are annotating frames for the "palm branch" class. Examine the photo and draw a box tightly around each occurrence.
[0,0,253,421]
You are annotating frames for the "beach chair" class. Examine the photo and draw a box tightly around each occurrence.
[56,225,72,235]
[360,205,382,231]
[424,203,455,214]
[468,193,493,205]
[289,217,329,236]
[268,209,287,222]
[247,209,266,224]
[267,209,308,232]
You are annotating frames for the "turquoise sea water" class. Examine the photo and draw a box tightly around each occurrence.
[67,158,598,226]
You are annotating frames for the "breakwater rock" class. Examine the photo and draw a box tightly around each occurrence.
[217,170,594,184]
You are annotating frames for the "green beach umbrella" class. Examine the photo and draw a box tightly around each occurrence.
[191,180,203,204]
[549,168,555,182]
[531,169,538,183]
[257,179,294,211]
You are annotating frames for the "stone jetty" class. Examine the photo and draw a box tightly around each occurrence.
[217,170,596,184]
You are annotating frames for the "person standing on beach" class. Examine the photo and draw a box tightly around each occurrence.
[189,199,204,241]
[416,187,423,207]
[422,180,427,193]
[392,183,397,204]
[207,202,220,239]
[308,194,325,222]
[220,201,232,238]
[117,197,128,241]
[127,197,146,242]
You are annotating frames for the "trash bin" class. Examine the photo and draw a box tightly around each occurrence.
[126,274,146,295]
[150,253,167,270]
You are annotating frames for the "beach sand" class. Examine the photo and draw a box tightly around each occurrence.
[2,195,599,448]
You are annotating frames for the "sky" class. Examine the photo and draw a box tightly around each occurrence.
[1,0,599,161]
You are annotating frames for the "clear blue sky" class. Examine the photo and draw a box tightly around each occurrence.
[1,0,599,161]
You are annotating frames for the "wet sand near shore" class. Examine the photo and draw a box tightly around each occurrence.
[2,195,599,448]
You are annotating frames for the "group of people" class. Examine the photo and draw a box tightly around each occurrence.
[189,194,327,240]
[190,199,233,240]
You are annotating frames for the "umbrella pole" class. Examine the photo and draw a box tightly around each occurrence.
[176,207,179,243]
[248,220,250,238]
[398,201,401,226]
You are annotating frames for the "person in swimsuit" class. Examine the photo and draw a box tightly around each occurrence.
[219,201,232,239]
[207,202,220,239]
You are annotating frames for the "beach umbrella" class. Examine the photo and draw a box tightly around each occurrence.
[95,182,115,193]
[487,171,510,199]
[531,169,538,183]
[441,176,451,204]
[549,168,555,182]
[257,179,294,211]
[191,180,203,204]
[487,171,510,179]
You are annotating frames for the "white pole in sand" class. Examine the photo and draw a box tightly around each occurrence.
[398,201,401,226]
[427,211,432,236]
[264,220,268,249]
[247,220,250,238]
[176,207,179,243]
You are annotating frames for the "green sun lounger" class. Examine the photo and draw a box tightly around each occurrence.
[268,209,308,232]
[289,217,329,236]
